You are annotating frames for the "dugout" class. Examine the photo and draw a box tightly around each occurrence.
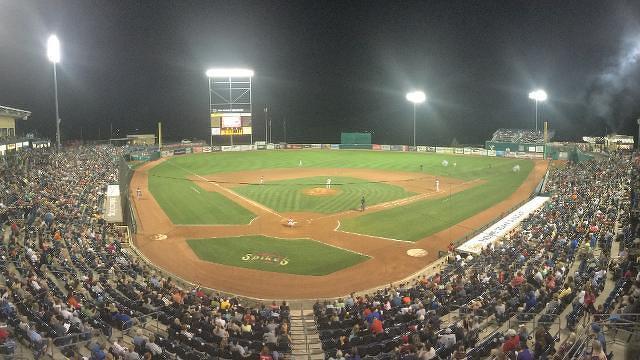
[340,132,372,150]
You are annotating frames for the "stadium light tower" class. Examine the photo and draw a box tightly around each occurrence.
[47,34,61,149]
[528,89,547,132]
[406,90,426,147]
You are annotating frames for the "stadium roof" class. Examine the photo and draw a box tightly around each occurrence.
[0,105,31,120]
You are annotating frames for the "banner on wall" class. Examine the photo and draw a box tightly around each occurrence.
[416,146,427,152]
[381,145,391,151]
[173,148,186,155]
[436,147,453,154]
[202,146,212,153]
[454,148,464,154]
[192,146,203,153]
[390,145,404,151]
[487,150,496,157]
[311,144,322,149]
[330,144,340,150]
[161,150,173,157]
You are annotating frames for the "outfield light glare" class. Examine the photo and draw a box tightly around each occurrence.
[406,91,426,104]
[206,68,254,77]
[47,34,60,63]
[528,89,548,102]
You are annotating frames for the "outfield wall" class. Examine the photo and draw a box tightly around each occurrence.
[151,143,548,160]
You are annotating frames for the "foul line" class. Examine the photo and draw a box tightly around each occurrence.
[190,187,200,194]
[167,160,284,219]
[336,227,415,244]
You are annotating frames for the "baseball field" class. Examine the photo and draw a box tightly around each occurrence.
[131,150,547,298]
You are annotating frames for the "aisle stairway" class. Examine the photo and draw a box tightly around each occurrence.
[290,307,324,360]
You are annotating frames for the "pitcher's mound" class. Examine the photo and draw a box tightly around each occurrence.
[303,187,340,196]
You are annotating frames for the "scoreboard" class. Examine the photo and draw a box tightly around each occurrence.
[210,112,252,136]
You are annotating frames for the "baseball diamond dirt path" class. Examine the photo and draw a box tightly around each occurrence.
[131,159,548,299]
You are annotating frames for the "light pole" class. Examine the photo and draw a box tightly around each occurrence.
[637,119,640,150]
[406,91,426,147]
[528,89,547,132]
[47,35,61,149]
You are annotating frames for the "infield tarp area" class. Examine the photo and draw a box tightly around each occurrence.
[103,184,123,223]
[456,195,550,254]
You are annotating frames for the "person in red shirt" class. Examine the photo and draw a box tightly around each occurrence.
[502,329,520,353]
[583,288,596,326]
[259,346,273,360]
[370,318,383,335]
[510,272,525,287]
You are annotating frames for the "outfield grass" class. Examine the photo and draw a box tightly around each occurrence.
[340,160,533,241]
[148,151,534,232]
[234,176,414,213]
[186,235,369,275]
[147,175,254,225]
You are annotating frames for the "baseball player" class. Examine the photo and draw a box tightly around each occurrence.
[260,176,264,185]
[435,178,440,192]
[136,187,142,199]
[360,195,366,212]
[326,178,332,189]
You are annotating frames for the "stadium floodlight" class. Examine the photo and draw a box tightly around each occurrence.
[406,91,426,104]
[528,89,547,102]
[47,34,61,148]
[528,89,548,132]
[406,91,427,147]
[47,35,60,63]
[205,68,254,77]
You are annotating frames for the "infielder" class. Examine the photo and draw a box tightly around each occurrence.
[136,187,142,199]
[260,176,264,185]
[435,178,440,192]
[326,178,332,189]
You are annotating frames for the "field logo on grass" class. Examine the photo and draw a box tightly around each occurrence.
[242,252,289,266]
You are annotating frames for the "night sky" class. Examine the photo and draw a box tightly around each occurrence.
[2,0,640,145]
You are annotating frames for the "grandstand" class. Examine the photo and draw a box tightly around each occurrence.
[0,145,637,360]
[485,129,555,159]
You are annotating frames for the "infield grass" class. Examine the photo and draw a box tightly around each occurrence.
[186,235,369,275]
[234,176,414,213]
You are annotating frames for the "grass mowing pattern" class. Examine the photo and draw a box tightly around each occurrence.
[147,175,254,225]
[148,151,534,233]
[340,160,533,241]
[186,235,369,275]
[234,176,414,213]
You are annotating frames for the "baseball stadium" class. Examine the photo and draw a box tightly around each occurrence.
[2,2,640,360]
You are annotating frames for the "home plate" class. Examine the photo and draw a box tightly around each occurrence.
[406,248,428,257]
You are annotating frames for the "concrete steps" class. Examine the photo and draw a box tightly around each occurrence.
[290,308,324,360]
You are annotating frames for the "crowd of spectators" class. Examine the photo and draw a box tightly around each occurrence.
[0,146,292,359]
[490,129,553,144]
[315,153,633,360]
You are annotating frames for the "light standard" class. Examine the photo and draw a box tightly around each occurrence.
[47,35,61,149]
[528,89,547,132]
[405,90,426,147]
